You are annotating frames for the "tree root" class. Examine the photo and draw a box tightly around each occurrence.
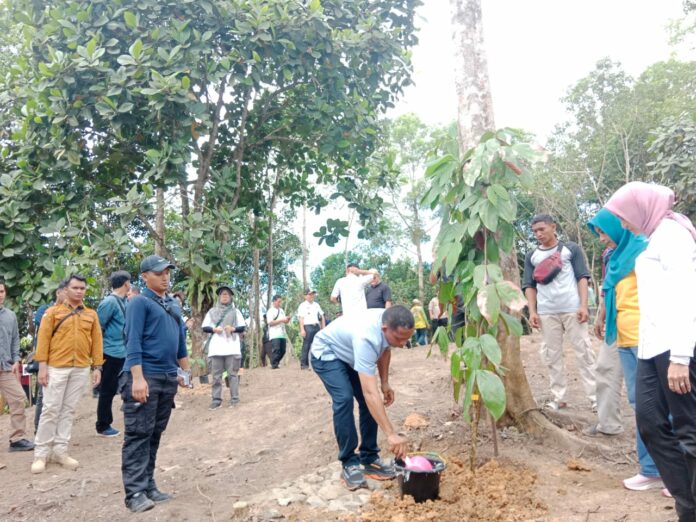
[516,410,617,457]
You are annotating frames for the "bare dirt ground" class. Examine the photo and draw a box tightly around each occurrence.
[0,333,677,521]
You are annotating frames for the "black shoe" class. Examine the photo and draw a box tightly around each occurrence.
[146,488,173,503]
[341,464,367,491]
[363,458,396,480]
[9,439,35,452]
[271,366,279,369]
[126,492,155,513]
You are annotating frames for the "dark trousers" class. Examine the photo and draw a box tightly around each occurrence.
[636,352,696,521]
[120,373,178,501]
[311,355,379,468]
[96,354,125,433]
[430,318,448,337]
[259,341,273,367]
[414,328,428,346]
[301,325,320,368]
[271,338,287,368]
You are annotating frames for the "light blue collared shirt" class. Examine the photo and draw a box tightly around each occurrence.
[310,308,390,374]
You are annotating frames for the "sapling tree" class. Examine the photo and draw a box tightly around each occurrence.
[423,128,539,469]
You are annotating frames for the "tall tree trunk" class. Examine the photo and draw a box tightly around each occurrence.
[248,211,262,368]
[302,204,308,290]
[450,0,551,434]
[155,187,165,256]
[266,192,277,306]
[450,0,495,157]
[413,201,425,302]
[343,209,355,266]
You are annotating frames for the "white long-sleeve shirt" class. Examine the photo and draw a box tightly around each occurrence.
[635,218,696,361]
[202,309,246,357]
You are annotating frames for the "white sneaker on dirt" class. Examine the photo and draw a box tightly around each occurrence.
[545,400,568,411]
[661,488,673,498]
[51,454,79,470]
[623,473,663,491]
[31,458,46,474]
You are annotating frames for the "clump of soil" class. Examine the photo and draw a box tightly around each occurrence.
[362,458,547,522]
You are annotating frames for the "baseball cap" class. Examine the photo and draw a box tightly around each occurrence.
[304,289,317,295]
[140,255,176,273]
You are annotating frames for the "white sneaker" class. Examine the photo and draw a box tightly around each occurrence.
[31,458,46,474]
[662,488,672,498]
[623,473,663,491]
[51,453,79,470]
[545,400,568,411]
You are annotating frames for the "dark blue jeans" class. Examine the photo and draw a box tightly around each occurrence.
[415,328,428,346]
[311,355,379,468]
[120,372,178,501]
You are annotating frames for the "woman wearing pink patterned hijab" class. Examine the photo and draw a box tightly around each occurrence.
[606,181,696,519]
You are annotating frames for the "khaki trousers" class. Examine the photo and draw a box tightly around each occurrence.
[0,370,29,442]
[539,313,597,404]
[34,366,90,458]
[594,342,624,434]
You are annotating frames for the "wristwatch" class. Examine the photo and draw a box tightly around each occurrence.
[92,365,103,371]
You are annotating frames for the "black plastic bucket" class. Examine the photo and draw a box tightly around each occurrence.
[394,454,447,503]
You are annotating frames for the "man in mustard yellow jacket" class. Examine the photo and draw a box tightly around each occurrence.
[31,274,103,474]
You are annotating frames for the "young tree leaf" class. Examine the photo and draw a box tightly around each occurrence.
[479,333,502,366]
[501,311,524,337]
[476,369,506,420]
[495,280,527,312]
[477,284,500,325]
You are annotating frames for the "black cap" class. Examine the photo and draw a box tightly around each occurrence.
[140,255,176,273]
[304,289,317,295]
[346,262,359,269]
[216,285,234,296]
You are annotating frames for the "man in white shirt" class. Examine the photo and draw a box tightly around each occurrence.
[331,263,375,316]
[522,214,597,412]
[428,296,448,336]
[266,295,290,369]
[202,285,246,409]
[297,290,325,370]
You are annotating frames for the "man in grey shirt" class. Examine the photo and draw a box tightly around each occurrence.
[0,282,35,453]
[522,214,597,412]
[310,306,413,490]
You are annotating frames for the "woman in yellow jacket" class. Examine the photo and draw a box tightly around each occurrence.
[410,299,428,346]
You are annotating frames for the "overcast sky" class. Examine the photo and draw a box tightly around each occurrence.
[294,0,693,279]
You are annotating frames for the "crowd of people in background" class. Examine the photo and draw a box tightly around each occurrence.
[3,180,694,516]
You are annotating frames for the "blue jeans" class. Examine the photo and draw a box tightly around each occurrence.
[618,347,660,478]
[311,355,379,468]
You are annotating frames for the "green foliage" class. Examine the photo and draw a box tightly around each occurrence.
[528,57,696,284]
[425,128,541,422]
[0,0,420,332]
[647,112,696,219]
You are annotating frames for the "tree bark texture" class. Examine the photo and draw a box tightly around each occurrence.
[249,211,262,368]
[450,0,495,157]
[154,187,165,257]
[266,191,277,307]
[450,0,547,432]
[302,204,308,291]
